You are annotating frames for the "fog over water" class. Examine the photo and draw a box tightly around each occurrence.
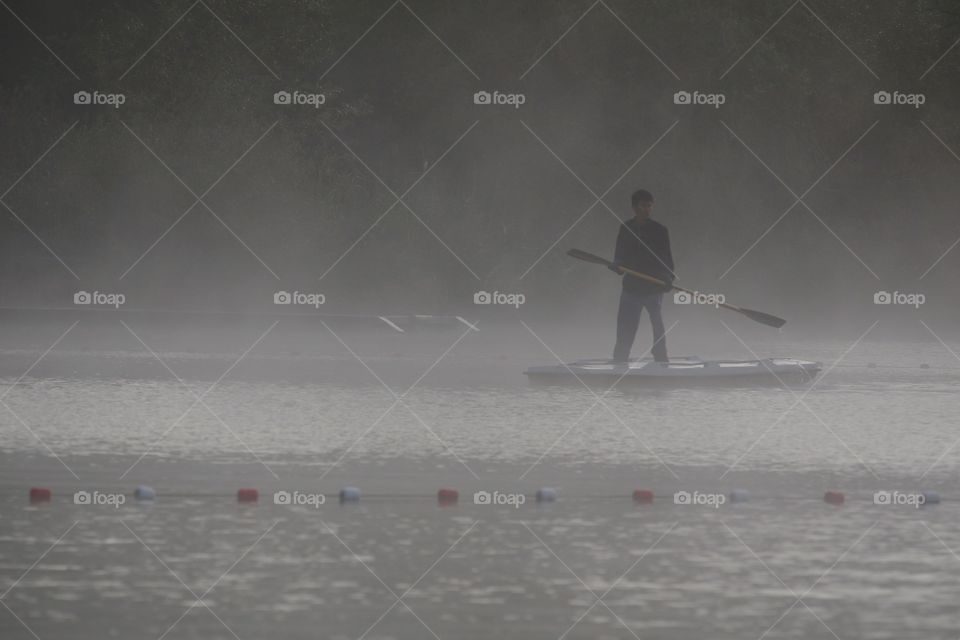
[2,2,960,639]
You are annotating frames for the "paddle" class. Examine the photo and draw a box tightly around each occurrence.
[566,248,786,329]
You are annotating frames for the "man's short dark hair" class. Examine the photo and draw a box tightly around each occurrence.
[631,189,653,209]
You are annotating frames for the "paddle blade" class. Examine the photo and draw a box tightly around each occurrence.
[567,248,613,267]
[738,307,786,329]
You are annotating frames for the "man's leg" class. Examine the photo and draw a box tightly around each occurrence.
[613,290,642,362]
[643,293,669,362]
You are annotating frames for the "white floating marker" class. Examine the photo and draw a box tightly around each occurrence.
[339,486,361,503]
[134,485,156,501]
[535,487,557,503]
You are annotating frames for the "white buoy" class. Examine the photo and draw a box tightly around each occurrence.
[134,485,156,501]
[535,487,557,503]
[339,486,361,503]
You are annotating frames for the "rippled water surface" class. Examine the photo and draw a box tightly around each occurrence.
[2,498,958,639]
[2,354,959,475]
[1,339,959,638]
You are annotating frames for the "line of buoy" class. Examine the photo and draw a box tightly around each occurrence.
[23,487,950,506]
[837,362,947,370]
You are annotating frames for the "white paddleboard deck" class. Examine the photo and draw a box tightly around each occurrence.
[525,356,821,383]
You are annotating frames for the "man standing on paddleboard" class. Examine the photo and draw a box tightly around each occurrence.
[609,189,675,363]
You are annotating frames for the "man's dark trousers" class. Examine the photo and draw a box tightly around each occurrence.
[613,289,668,362]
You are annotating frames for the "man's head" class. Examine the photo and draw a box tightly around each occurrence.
[631,189,654,220]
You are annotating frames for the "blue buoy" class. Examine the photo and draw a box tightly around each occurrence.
[535,487,557,503]
[339,486,361,503]
[134,485,156,501]
[729,489,749,503]
[921,490,941,505]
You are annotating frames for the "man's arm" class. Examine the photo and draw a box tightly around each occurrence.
[610,223,628,272]
[662,227,675,280]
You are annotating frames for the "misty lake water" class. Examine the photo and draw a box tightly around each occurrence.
[2,337,959,639]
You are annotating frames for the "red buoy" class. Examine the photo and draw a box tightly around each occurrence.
[437,488,459,504]
[632,489,654,504]
[29,487,52,503]
[824,490,844,505]
[237,488,259,503]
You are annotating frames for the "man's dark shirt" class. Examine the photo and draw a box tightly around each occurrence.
[613,217,675,295]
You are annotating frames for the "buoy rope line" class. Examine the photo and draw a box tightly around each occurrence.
[17,487,947,506]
